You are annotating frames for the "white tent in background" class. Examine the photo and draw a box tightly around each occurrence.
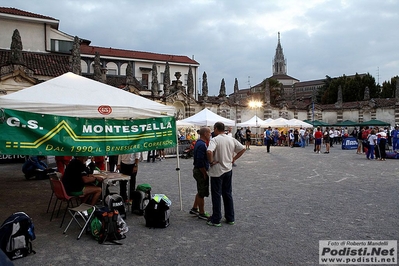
[176,120,195,127]
[264,118,274,123]
[287,118,313,128]
[237,115,269,127]
[265,117,290,127]
[178,108,235,126]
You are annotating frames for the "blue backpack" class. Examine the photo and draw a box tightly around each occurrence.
[0,212,36,260]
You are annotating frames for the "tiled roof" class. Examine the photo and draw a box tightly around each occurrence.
[0,7,57,21]
[80,44,199,65]
[0,49,70,77]
[269,74,299,81]
[295,79,325,87]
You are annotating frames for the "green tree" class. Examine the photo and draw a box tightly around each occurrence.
[318,73,378,103]
[380,76,398,98]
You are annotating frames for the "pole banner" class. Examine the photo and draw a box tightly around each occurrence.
[0,109,176,156]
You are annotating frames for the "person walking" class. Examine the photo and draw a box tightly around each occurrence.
[190,127,211,220]
[377,130,387,161]
[323,127,330,153]
[264,126,273,153]
[245,127,251,150]
[314,127,323,154]
[392,125,399,151]
[299,127,306,148]
[206,122,246,227]
[289,130,294,148]
[366,129,377,160]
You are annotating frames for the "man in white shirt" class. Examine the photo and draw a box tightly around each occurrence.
[329,128,335,148]
[206,122,246,227]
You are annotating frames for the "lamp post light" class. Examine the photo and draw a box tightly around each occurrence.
[249,100,262,145]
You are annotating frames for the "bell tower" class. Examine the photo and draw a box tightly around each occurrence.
[272,32,287,75]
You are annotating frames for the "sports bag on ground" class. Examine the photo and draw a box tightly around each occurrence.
[132,183,151,215]
[105,194,126,219]
[144,195,171,228]
[0,212,36,260]
[98,210,127,245]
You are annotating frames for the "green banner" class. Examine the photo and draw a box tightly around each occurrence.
[0,109,177,156]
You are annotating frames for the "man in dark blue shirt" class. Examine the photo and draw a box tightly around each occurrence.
[190,127,211,220]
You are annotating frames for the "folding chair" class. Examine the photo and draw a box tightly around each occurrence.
[49,178,80,228]
[46,172,63,213]
[63,203,96,240]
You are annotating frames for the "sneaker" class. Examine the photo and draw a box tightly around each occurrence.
[206,221,222,227]
[189,208,199,215]
[226,221,235,225]
[198,212,210,220]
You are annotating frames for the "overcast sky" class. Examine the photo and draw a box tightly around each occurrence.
[4,0,399,96]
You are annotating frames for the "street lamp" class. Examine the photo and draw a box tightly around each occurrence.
[249,100,262,145]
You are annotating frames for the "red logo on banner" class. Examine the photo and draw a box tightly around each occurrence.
[98,105,112,115]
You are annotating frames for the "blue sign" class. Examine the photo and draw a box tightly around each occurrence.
[342,137,358,150]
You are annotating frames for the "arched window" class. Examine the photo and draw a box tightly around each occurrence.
[106,62,118,75]
[81,60,88,73]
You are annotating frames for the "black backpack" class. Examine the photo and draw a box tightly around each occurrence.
[144,198,170,228]
[0,212,36,260]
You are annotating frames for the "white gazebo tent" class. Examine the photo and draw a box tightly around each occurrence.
[287,118,313,128]
[177,108,235,126]
[265,117,290,128]
[0,72,174,118]
[237,115,269,127]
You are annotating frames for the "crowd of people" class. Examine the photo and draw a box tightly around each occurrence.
[20,122,398,228]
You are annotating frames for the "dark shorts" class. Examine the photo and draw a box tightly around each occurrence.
[315,139,322,145]
[246,136,251,141]
[193,168,209,198]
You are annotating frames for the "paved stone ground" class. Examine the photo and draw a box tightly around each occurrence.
[1,145,398,266]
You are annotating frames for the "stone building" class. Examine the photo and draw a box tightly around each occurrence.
[0,7,199,117]
[1,7,398,126]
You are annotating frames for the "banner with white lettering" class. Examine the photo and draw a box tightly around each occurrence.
[0,109,176,156]
[341,137,358,150]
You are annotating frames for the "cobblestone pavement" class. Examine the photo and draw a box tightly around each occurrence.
[1,145,398,265]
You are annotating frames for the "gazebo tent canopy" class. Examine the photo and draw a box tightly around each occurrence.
[332,120,359,127]
[237,115,269,127]
[177,108,235,126]
[0,72,175,119]
[303,120,330,127]
[358,119,390,127]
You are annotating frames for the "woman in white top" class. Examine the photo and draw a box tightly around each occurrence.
[366,129,377,160]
